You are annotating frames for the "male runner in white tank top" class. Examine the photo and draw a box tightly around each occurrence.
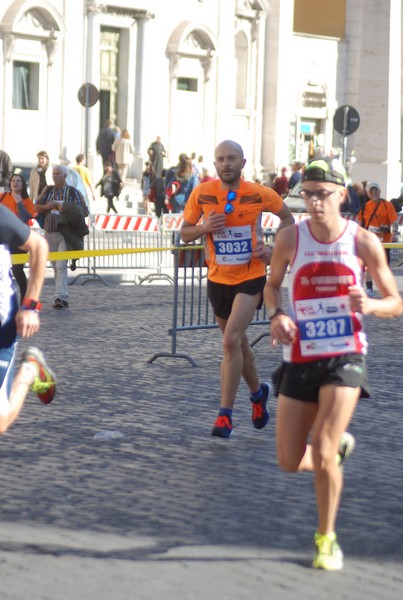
[264,159,402,571]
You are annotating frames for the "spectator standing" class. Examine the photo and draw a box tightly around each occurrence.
[200,168,213,183]
[288,161,303,189]
[339,183,361,215]
[147,136,166,179]
[141,162,153,215]
[169,155,197,213]
[72,154,96,204]
[264,158,402,571]
[272,167,289,197]
[34,165,89,308]
[112,129,134,184]
[181,139,294,438]
[0,149,12,190]
[95,161,122,214]
[29,151,53,201]
[0,204,56,434]
[96,120,116,165]
[0,173,36,300]
[357,182,398,296]
[390,194,403,214]
[149,169,169,218]
[190,152,201,183]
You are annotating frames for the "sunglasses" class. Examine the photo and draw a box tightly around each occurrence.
[224,190,237,214]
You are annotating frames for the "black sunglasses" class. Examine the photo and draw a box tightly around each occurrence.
[224,190,237,215]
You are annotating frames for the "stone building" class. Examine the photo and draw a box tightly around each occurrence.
[0,0,401,195]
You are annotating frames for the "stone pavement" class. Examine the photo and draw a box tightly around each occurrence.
[0,264,402,600]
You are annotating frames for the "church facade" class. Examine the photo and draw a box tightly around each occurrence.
[0,0,401,194]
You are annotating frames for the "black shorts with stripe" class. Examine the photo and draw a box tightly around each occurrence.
[272,353,371,403]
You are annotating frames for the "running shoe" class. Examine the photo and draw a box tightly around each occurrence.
[20,347,56,404]
[337,431,356,466]
[250,382,271,429]
[312,532,343,571]
[211,415,233,438]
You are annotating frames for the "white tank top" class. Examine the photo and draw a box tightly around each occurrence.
[283,219,367,363]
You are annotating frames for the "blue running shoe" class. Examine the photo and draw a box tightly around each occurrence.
[250,382,270,429]
[211,415,233,438]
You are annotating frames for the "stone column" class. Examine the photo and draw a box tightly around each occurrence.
[251,12,266,181]
[132,16,147,179]
[351,0,401,194]
[85,1,102,174]
[385,0,401,198]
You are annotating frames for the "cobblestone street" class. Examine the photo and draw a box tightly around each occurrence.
[0,265,402,599]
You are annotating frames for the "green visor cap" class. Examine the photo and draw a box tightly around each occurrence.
[302,159,345,186]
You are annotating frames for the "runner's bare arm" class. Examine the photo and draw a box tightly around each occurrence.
[350,228,403,318]
[275,204,295,232]
[264,226,298,345]
[15,230,48,337]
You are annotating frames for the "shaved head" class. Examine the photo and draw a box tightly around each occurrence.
[214,140,246,187]
[215,140,244,160]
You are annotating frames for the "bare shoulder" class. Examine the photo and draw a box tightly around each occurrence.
[272,223,297,262]
[355,225,384,260]
[276,223,297,246]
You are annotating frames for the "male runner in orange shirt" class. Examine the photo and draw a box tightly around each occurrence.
[181,140,294,437]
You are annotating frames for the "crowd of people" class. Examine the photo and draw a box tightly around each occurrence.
[0,134,402,575]
[142,141,213,217]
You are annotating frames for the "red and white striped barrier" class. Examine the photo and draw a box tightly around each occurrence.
[94,214,159,232]
[91,211,402,234]
[162,213,185,231]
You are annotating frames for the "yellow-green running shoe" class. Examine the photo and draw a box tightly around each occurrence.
[20,347,56,404]
[312,532,343,571]
[337,431,356,466]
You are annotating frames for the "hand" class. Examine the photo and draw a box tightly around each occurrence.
[348,285,371,314]
[16,309,40,338]
[205,210,226,234]
[270,314,297,347]
[253,242,272,264]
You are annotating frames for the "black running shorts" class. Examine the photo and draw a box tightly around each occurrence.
[272,353,370,402]
[207,276,266,320]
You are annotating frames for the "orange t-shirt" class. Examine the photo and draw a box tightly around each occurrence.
[358,199,397,242]
[0,192,35,219]
[183,178,283,284]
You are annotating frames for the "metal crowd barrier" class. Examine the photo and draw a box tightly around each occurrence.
[68,212,280,286]
[147,240,270,367]
[70,213,179,285]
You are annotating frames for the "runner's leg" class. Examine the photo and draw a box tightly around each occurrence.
[215,292,261,409]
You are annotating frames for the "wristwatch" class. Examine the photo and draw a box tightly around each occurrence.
[20,298,42,311]
[268,307,285,321]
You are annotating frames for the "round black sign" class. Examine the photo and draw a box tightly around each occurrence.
[78,83,99,108]
[333,105,360,136]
